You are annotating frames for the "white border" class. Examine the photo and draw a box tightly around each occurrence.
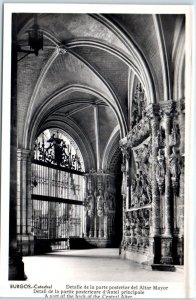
[0,3,194,298]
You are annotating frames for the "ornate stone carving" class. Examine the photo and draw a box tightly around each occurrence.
[57,45,67,55]
[169,147,181,190]
[96,189,104,217]
[131,83,147,128]
[161,237,173,264]
[84,190,95,217]
[169,122,179,147]
[155,127,165,148]
[146,103,160,120]
[85,172,117,240]
[129,117,150,147]
[160,100,175,117]
[155,149,165,194]
[124,208,151,252]
[131,140,152,207]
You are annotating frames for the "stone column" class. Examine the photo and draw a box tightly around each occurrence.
[147,105,160,236]
[119,140,129,249]
[161,102,174,264]
[177,100,184,265]
[9,14,26,280]
[93,217,97,238]
[17,149,34,255]
[146,104,161,264]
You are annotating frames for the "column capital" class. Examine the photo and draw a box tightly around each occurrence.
[160,100,176,116]
[17,148,32,161]
[146,103,160,119]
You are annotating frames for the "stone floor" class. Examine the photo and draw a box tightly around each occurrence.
[23,248,184,282]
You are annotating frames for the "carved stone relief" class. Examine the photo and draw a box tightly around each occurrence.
[155,149,166,194]
[120,96,184,265]
[169,146,181,191]
[84,173,116,240]
[123,208,151,252]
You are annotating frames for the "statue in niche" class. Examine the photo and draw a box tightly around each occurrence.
[97,189,104,217]
[86,190,94,217]
[169,147,181,185]
[107,193,115,210]
[169,122,179,147]
[104,202,109,216]
[103,193,111,216]
[156,149,166,194]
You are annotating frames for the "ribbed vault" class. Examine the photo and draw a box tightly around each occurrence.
[15,13,185,174]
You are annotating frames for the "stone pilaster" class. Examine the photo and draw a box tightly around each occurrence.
[178,155,184,265]
[146,104,161,264]
[146,104,160,238]
[161,101,174,264]
[119,139,129,247]
[17,148,34,255]
[9,14,26,280]
[177,99,184,264]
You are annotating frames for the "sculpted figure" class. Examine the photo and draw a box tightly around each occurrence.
[86,191,94,217]
[169,147,181,181]
[156,149,165,194]
[97,189,104,217]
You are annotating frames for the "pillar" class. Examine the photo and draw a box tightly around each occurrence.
[177,99,185,264]
[119,141,130,248]
[146,104,161,264]
[17,149,34,255]
[161,102,174,264]
[9,14,26,280]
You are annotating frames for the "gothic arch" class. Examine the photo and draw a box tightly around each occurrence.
[26,85,126,150]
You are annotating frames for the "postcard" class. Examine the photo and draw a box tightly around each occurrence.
[0,3,194,298]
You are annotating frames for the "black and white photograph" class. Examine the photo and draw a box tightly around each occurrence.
[0,3,194,298]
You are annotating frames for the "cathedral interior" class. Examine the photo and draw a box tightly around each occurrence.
[9,12,185,280]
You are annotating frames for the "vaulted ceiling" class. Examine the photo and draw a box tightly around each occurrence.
[15,13,185,173]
